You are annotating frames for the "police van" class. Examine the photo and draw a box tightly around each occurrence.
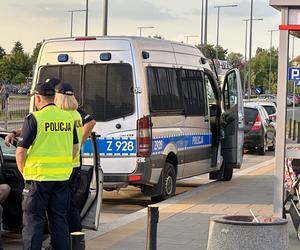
[31,36,244,202]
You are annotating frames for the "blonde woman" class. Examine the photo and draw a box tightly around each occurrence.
[54,82,94,233]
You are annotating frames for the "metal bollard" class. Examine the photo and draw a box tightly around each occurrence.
[146,205,159,250]
[288,118,292,138]
[298,122,300,143]
[293,119,297,141]
[70,232,85,250]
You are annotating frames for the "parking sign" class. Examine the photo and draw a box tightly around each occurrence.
[288,68,300,81]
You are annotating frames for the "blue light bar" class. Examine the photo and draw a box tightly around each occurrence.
[100,53,112,61]
[57,54,69,62]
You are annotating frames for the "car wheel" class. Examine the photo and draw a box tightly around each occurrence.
[268,137,276,151]
[258,138,266,155]
[151,162,176,203]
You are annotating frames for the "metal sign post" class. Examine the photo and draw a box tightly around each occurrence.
[270,0,300,217]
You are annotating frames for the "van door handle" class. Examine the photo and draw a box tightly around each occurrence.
[204,117,209,122]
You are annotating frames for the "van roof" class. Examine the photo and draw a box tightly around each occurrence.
[43,36,206,59]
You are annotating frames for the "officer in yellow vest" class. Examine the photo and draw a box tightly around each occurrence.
[16,82,79,250]
[54,82,85,233]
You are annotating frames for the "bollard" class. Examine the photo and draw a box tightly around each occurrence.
[293,119,297,141]
[4,98,8,130]
[70,232,85,250]
[146,205,159,250]
[298,122,300,143]
[288,118,292,138]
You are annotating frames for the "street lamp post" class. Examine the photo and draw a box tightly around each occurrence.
[201,0,204,44]
[214,4,238,60]
[268,30,279,94]
[204,0,208,44]
[102,0,108,36]
[184,35,199,44]
[85,0,89,36]
[137,26,155,37]
[248,0,254,99]
[68,9,86,37]
[243,18,263,94]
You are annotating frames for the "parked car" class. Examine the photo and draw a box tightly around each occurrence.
[258,94,277,105]
[243,102,276,155]
[17,86,31,95]
[5,85,19,95]
[0,132,102,232]
[287,96,293,106]
[244,100,277,121]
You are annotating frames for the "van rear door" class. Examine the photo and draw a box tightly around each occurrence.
[82,39,138,175]
[221,69,244,168]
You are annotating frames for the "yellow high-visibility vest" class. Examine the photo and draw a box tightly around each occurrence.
[68,110,83,168]
[23,105,74,181]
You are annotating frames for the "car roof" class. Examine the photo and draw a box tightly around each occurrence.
[244,100,276,107]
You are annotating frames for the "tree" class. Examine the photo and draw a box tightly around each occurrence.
[195,44,227,60]
[0,46,5,59]
[31,42,42,64]
[11,41,24,54]
[227,52,243,68]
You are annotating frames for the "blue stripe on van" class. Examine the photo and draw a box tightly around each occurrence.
[83,133,211,156]
[152,133,212,155]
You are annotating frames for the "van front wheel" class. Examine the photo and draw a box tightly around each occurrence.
[151,163,176,203]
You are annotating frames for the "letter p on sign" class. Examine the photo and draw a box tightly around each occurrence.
[288,68,300,81]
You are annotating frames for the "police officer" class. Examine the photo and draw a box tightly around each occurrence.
[5,78,95,145]
[16,82,78,250]
[54,82,84,233]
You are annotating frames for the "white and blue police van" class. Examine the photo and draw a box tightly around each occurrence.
[31,36,244,203]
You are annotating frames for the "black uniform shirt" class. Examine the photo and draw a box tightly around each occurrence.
[18,104,78,149]
[77,108,94,126]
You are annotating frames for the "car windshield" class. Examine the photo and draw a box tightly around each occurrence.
[244,107,258,123]
[263,105,276,115]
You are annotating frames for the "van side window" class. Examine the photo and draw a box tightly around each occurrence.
[39,65,82,104]
[223,71,238,110]
[147,67,183,113]
[83,64,134,121]
[204,74,217,105]
[179,69,206,116]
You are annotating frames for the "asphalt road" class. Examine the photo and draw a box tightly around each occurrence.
[2,151,274,249]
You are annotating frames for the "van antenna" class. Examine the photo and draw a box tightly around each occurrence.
[208,49,220,84]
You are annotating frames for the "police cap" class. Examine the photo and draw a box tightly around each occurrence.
[45,78,61,88]
[55,83,74,96]
[31,82,55,96]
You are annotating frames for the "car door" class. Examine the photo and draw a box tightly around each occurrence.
[78,132,103,230]
[221,69,244,168]
[0,132,102,231]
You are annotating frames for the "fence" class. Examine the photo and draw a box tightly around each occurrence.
[0,95,30,130]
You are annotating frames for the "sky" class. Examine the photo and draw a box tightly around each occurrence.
[0,0,288,56]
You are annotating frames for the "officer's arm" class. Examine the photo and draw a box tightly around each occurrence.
[82,119,96,143]
[78,108,96,142]
[16,147,27,174]
[73,123,79,159]
[5,128,22,145]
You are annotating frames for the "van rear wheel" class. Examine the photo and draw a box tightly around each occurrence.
[151,163,176,203]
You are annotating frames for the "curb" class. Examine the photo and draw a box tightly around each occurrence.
[86,157,275,241]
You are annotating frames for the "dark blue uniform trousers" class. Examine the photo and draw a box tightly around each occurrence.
[22,180,70,250]
[68,167,82,232]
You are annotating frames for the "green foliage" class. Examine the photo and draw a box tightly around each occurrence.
[0,41,33,84]
[31,42,42,65]
[0,46,5,60]
[196,44,227,60]
[11,41,24,54]
[227,52,243,68]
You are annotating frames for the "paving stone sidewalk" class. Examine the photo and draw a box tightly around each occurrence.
[87,164,300,250]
